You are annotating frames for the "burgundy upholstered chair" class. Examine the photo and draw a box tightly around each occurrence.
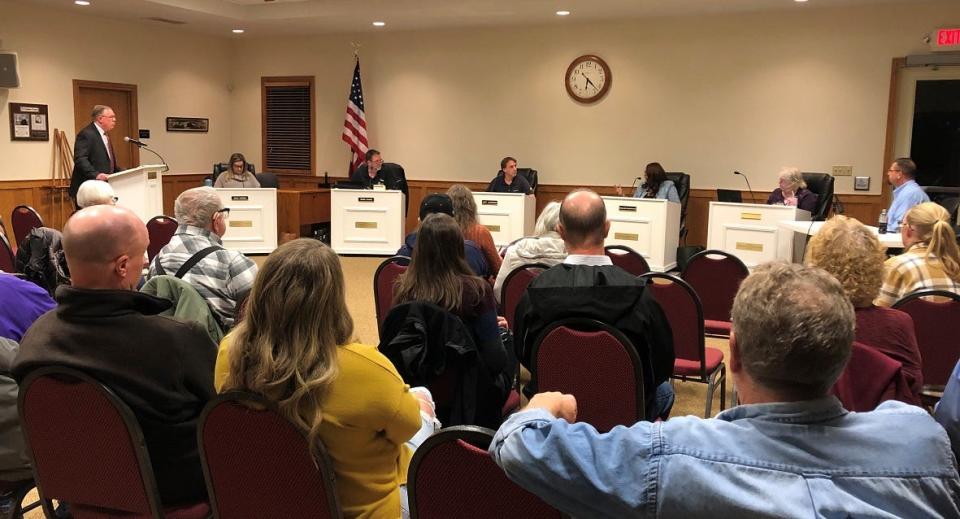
[407,426,563,519]
[831,342,912,411]
[604,244,650,276]
[18,367,210,519]
[11,205,43,251]
[373,255,411,333]
[0,232,16,273]
[641,272,726,417]
[500,263,549,331]
[893,289,960,400]
[198,391,341,519]
[531,318,645,432]
[680,249,749,336]
[145,215,178,261]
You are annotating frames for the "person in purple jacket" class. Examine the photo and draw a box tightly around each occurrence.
[767,167,818,213]
[0,272,55,342]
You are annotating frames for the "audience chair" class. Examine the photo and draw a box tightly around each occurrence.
[500,263,550,331]
[801,172,835,221]
[374,255,411,333]
[893,289,960,402]
[531,318,645,432]
[681,249,749,336]
[0,479,39,519]
[831,342,912,411]
[11,205,42,250]
[0,232,15,274]
[604,245,650,276]
[145,216,178,261]
[640,273,726,417]
[407,426,563,519]
[17,366,210,518]
[198,391,341,519]
[665,172,691,240]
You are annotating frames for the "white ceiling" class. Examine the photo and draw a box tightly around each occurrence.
[12,0,935,37]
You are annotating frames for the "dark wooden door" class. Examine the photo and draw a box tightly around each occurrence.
[73,80,139,170]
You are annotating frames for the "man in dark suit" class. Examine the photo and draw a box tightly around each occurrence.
[71,105,120,203]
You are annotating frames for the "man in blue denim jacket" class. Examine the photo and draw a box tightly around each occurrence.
[491,262,960,518]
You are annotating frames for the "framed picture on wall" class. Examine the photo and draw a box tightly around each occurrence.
[166,117,209,133]
[9,102,49,141]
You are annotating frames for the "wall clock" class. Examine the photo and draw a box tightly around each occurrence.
[565,54,611,103]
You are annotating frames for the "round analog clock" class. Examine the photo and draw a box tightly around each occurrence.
[565,54,611,103]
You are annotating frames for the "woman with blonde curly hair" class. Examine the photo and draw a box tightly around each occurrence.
[217,239,435,518]
[447,184,502,278]
[876,202,960,306]
[806,215,922,400]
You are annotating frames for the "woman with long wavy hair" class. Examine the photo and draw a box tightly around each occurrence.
[447,184,502,277]
[217,239,434,518]
[876,202,960,306]
[393,213,515,426]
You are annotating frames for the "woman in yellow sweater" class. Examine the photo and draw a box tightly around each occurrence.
[216,239,436,518]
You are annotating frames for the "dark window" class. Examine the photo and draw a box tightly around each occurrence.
[261,76,315,175]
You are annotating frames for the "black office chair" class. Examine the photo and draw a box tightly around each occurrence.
[209,162,257,185]
[665,172,690,241]
[801,172,834,221]
[352,162,409,215]
[255,172,279,188]
[517,168,539,195]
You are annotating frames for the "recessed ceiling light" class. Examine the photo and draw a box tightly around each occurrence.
[556,10,571,16]
[794,0,808,2]
[75,0,90,5]
[372,21,386,27]
[232,29,245,34]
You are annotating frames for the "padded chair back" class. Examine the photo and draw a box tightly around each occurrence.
[0,232,15,273]
[18,367,165,517]
[640,273,706,377]
[501,263,549,330]
[531,318,645,431]
[681,249,749,323]
[199,392,341,519]
[665,172,690,237]
[11,205,43,248]
[517,168,539,194]
[374,256,410,332]
[831,342,910,411]
[801,172,835,221]
[255,172,279,188]
[407,426,563,519]
[604,245,650,276]
[892,289,960,388]
[146,215,178,261]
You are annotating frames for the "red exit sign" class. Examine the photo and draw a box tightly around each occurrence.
[934,28,960,49]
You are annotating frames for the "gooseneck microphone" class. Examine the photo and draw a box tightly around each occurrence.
[734,170,757,204]
[125,136,168,168]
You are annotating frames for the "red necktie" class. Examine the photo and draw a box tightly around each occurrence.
[106,133,116,172]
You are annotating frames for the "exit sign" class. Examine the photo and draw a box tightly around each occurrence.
[933,28,960,50]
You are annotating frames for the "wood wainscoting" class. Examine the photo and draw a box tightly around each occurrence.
[1,176,883,250]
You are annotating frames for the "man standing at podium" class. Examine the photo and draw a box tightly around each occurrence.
[71,105,121,205]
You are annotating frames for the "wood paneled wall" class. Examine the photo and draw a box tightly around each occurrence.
[1,176,884,248]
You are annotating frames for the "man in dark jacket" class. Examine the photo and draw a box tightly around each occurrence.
[13,205,215,506]
[514,189,675,419]
[70,105,121,203]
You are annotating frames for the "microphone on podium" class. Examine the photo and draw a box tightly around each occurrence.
[124,136,168,167]
[123,136,147,147]
[734,171,756,203]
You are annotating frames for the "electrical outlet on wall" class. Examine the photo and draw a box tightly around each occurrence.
[832,165,853,177]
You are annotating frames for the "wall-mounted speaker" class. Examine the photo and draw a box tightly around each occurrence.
[0,52,21,88]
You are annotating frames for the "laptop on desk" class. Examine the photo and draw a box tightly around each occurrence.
[716,189,743,203]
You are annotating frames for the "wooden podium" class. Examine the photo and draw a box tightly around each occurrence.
[602,196,681,271]
[473,192,535,247]
[331,189,405,255]
[707,202,810,267]
[107,164,167,222]
[214,188,278,254]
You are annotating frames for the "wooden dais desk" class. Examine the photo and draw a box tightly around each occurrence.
[278,189,331,238]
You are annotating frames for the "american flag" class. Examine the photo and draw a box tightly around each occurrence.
[341,60,368,174]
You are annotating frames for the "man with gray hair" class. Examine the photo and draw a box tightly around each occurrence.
[148,187,257,328]
[71,105,121,205]
[492,262,960,517]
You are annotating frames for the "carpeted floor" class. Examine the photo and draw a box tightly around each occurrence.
[18,254,735,517]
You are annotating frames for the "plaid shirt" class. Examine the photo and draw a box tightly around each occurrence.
[876,244,960,306]
[147,225,257,327]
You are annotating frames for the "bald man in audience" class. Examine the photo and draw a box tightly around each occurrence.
[493,262,960,517]
[13,205,216,506]
[513,189,675,419]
